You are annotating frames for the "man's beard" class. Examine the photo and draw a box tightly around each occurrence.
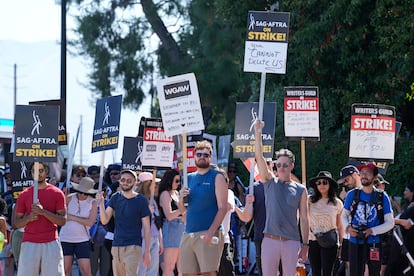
[121,185,134,192]
[361,179,371,187]
[196,159,210,169]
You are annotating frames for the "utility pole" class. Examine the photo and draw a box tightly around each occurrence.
[60,0,67,109]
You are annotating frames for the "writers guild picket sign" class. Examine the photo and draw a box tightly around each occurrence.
[14,105,59,162]
[142,118,175,169]
[92,95,122,153]
[284,86,320,140]
[349,103,396,162]
[244,11,290,74]
[233,102,277,159]
[157,73,205,137]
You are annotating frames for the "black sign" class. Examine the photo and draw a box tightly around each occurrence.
[10,160,34,200]
[14,105,59,162]
[233,102,277,159]
[121,136,143,171]
[29,99,67,145]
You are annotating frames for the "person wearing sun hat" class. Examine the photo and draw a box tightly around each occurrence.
[59,176,98,276]
[341,162,394,275]
[308,171,343,276]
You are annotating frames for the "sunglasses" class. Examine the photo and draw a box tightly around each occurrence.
[228,170,237,173]
[76,173,86,178]
[275,163,289,169]
[78,192,89,196]
[120,178,135,184]
[31,169,45,174]
[195,152,211,158]
[110,172,120,176]
[316,179,330,186]
[175,179,181,183]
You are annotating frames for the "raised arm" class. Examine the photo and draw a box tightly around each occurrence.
[254,120,272,182]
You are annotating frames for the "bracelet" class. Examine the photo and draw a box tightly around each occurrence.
[302,242,309,247]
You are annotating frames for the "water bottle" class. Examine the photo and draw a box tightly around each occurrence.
[200,235,219,245]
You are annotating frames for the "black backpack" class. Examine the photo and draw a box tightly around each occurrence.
[350,188,384,224]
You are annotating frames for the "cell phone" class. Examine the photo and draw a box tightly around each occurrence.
[408,218,414,226]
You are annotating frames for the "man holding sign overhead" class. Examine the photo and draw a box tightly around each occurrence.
[254,120,309,276]
[179,140,228,276]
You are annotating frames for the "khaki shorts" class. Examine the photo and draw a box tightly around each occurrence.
[180,230,224,274]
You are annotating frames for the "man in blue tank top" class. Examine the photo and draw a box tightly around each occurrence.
[179,140,228,276]
[254,120,310,276]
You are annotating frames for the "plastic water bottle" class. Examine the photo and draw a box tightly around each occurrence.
[200,235,219,244]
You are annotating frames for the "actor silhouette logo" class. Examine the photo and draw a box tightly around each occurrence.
[248,14,255,30]
[20,161,27,179]
[103,102,111,126]
[249,107,258,132]
[135,141,143,164]
[31,110,42,135]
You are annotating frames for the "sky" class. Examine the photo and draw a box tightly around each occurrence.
[0,0,151,166]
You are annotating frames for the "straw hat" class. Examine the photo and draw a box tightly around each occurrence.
[71,177,98,195]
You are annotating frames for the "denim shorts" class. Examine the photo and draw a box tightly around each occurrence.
[162,218,185,248]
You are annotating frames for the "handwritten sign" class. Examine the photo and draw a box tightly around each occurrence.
[157,73,204,136]
[243,11,290,74]
[284,86,320,139]
[349,103,396,162]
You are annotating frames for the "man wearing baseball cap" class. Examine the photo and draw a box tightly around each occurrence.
[341,163,394,275]
[337,165,363,274]
[97,169,151,276]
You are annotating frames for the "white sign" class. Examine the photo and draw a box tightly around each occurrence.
[284,87,320,139]
[349,104,396,162]
[243,11,290,74]
[157,73,205,136]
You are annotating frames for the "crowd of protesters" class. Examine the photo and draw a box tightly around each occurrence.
[0,135,413,275]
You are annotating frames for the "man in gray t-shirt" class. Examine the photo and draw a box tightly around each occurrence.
[254,120,309,276]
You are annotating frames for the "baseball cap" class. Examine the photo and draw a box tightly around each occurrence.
[121,169,138,181]
[376,174,389,185]
[357,163,378,176]
[337,165,359,184]
[87,165,100,175]
[108,164,121,172]
[138,172,161,183]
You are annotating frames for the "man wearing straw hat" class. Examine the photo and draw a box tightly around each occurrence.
[97,169,151,276]
[15,162,67,276]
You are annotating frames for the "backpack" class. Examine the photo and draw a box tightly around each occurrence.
[350,188,384,224]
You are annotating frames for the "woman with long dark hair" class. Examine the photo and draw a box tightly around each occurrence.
[157,169,185,276]
[308,171,343,276]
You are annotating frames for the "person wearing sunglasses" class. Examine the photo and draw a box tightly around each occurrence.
[253,120,309,276]
[179,140,228,276]
[59,176,98,276]
[157,169,185,276]
[97,169,151,276]
[14,162,67,275]
[308,171,343,276]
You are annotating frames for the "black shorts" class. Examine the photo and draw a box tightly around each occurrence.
[61,241,90,259]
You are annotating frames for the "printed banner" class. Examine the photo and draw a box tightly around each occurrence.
[349,103,396,162]
[29,99,67,145]
[244,11,290,74]
[284,86,320,139]
[174,131,204,173]
[233,102,277,159]
[14,105,59,162]
[121,136,143,171]
[203,133,217,165]
[11,160,34,200]
[92,95,122,153]
[157,73,205,136]
[142,118,175,168]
